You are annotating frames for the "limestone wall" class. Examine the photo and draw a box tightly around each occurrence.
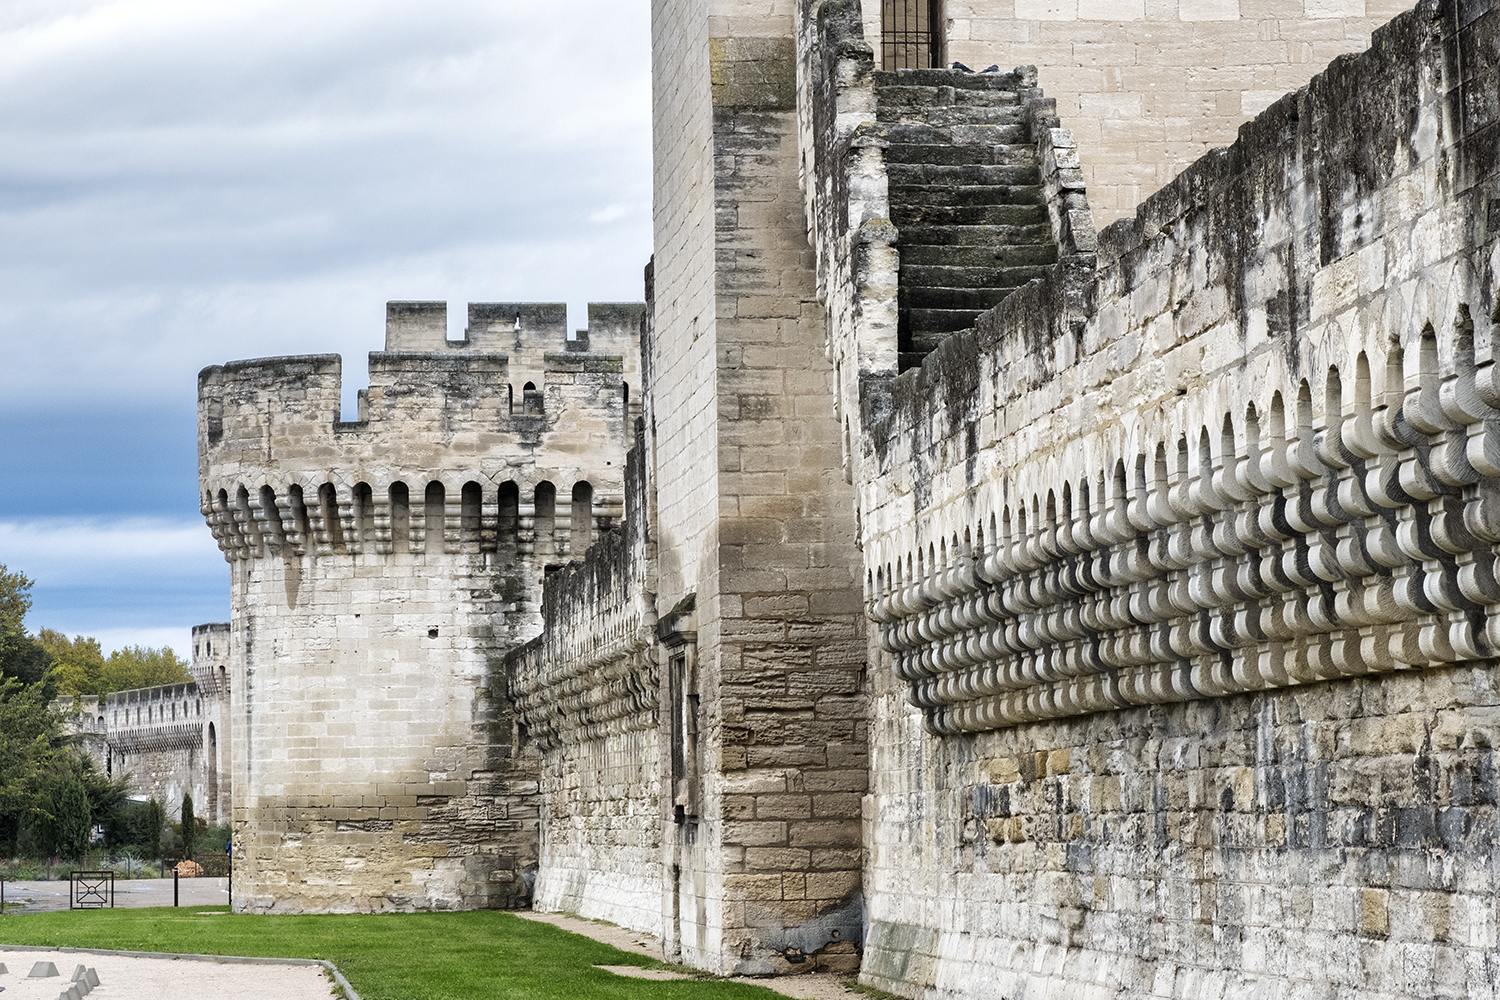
[844,0,1500,993]
[942,0,1414,221]
[106,683,211,823]
[510,425,663,934]
[706,9,871,976]
[190,622,231,824]
[199,301,638,913]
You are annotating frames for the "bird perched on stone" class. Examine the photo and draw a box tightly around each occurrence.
[981,65,1001,73]
[951,61,973,72]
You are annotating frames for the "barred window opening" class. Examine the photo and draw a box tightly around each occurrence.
[882,0,942,71]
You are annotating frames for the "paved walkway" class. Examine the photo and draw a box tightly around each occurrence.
[514,912,863,1000]
[0,878,230,913]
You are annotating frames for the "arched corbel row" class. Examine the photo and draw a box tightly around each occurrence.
[868,306,1500,734]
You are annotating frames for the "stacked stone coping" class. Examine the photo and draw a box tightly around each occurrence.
[508,423,658,750]
[797,0,1097,481]
[853,0,1500,732]
[105,683,205,754]
[199,300,643,569]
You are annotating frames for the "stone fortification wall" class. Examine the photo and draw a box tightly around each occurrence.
[199,301,639,913]
[60,623,230,825]
[941,0,1414,222]
[54,700,108,778]
[106,683,211,822]
[842,0,1500,994]
[510,422,663,934]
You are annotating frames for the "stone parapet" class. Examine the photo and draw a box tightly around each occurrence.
[510,422,657,750]
[859,0,1500,734]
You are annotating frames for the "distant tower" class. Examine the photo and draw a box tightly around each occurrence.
[190,622,231,824]
[198,300,642,913]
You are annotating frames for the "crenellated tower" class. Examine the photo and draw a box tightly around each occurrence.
[199,300,643,913]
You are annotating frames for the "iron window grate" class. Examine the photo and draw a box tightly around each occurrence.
[882,0,941,71]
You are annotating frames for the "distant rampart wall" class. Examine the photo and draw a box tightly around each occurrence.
[106,682,214,825]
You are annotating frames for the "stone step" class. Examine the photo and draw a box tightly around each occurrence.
[903,306,1004,334]
[887,163,1041,186]
[900,262,1055,287]
[899,242,1059,267]
[898,223,1053,247]
[892,202,1049,227]
[878,105,1031,127]
[904,285,1033,310]
[885,142,1036,167]
[882,122,1028,146]
[889,183,1045,207]
[876,68,1027,91]
[875,85,1023,111]
[909,328,973,354]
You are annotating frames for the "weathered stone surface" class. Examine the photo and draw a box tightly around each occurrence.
[199,301,641,913]
[810,0,1500,994]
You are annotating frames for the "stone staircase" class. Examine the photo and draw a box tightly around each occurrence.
[875,67,1060,371]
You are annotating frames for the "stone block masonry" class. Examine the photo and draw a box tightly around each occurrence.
[67,623,232,826]
[944,0,1417,222]
[199,301,640,913]
[825,0,1500,992]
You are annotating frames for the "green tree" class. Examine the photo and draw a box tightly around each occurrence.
[52,775,91,857]
[80,765,130,847]
[99,645,191,694]
[37,630,105,698]
[180,792,195,860]
[144,798,165,858]
[0,565,30,640]
[0,677,65,854]
[0,567,54,692]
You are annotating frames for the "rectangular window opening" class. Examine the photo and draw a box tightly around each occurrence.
[882,0,943,71]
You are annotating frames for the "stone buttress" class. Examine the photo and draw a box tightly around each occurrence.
[198,300,642,913]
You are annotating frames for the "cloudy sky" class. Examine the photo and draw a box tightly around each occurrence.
[0,0,652,655]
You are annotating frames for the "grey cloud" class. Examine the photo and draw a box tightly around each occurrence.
[0,0,652,408]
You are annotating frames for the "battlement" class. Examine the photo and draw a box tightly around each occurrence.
[105,682,206,754]
[384,301,644,355]
[200,301,644,524]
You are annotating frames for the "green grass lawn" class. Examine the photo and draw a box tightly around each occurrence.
[0,906,790,1000]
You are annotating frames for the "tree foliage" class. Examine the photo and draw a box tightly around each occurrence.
[0,567,54,693]
[51,775,92,857]
[0,676,64,852]
[0,564,135,855]
[145,798,165,858]
[100,645,191,695]
[38,630,104,699]
[180,792,195,860]
[41,632,190,698]
[0,565,30,640]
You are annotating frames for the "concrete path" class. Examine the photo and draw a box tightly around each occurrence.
[0,878,230,913]
[514,911,864,1000]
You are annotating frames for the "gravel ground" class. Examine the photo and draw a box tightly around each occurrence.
[514,912,865,1000]
[0,951,334,1000]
